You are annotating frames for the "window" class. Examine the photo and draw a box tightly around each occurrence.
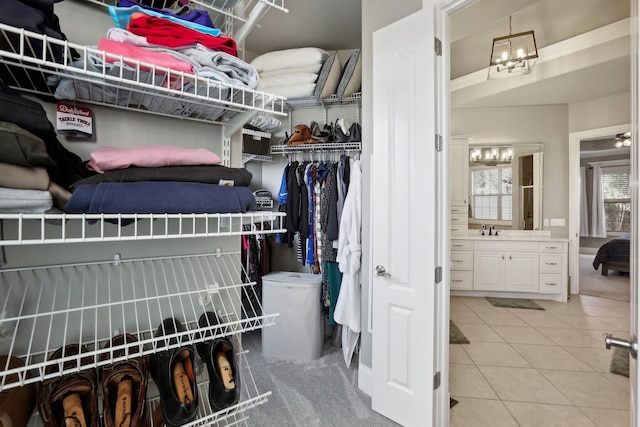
[471,166,512,221]
[602,165,630,232]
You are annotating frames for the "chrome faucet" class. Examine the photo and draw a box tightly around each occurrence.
[489,226,494,236]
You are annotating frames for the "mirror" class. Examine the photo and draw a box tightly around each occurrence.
[468,143,543,230]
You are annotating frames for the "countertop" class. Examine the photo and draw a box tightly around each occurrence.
[453,231,569,242]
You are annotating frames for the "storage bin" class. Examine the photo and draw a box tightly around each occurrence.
[261,271,324,360]
[242,130,271,155]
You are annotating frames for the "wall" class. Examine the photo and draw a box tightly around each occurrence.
[452,105,570,238]
[569,91,631,133]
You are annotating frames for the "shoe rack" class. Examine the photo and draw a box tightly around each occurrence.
[0,212,284,425]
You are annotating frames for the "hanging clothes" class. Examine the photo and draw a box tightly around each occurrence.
[333,158,362,367]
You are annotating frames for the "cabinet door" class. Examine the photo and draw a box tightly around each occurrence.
[450,139,469,207]
[506,252,540,292]
[474,252,505,291]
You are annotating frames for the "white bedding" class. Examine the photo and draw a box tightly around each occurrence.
[250,47,328,73]
[259,82,316,98]
[257,72,318,90]
[260,64,322,78]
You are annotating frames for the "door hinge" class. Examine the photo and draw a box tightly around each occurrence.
[435,134,443,152]
[433,371,441,390]
[434,37,442,56]
[435,266,442,283]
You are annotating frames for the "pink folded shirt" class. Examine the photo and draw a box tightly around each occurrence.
[87,145,222,173]
[97,38,193,74]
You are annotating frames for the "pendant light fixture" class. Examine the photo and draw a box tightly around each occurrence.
[488,16,538,79]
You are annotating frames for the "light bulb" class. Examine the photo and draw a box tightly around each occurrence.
[501,51,509,61]
[517,48,525,58]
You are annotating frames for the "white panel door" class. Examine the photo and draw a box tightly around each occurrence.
[371,5,439,426]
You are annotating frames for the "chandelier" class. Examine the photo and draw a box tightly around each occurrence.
[488,16,538,79]
[469,146,513,166]
[614,132,631,148]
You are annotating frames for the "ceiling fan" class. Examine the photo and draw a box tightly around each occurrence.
[614,132,631,148]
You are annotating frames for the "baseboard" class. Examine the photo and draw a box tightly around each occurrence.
[358,362,372,396]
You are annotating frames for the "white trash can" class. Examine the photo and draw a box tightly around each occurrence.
[261,271,324,360]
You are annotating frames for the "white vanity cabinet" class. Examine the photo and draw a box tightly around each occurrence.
[450,138,470,236]
[450,237,569,302]
[539,242,568,295]
[473,241,539,293]
[450,239,473,290]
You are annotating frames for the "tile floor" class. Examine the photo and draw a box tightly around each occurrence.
[449,294,631,427]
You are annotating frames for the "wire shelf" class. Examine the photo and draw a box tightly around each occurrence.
[270,142,361,155]
[242,153,272,163]
[0,23,287,125]
[284,92,362,110]
[0,251,277,391]
[0,212,285,246]
[81,0,287,40]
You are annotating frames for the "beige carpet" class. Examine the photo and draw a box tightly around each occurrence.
[579,254,630,302]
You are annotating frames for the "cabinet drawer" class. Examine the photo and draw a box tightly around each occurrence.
[539,242,566,253]
[450,270,473,290]
[450,240,473,251]
[474,240,539,252]
[450,205,467,215]
[540,254,563,274]
[450,251,473,270]
[450,214,468,226]
[451,225,469,235]
[540,274,562,294]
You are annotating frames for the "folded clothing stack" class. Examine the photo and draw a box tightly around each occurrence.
[252,47,329,98]
[65,145,257,215]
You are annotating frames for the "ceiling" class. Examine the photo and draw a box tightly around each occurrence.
[243,0,362,59]
[244,0,630,110]
[450,0,630,108]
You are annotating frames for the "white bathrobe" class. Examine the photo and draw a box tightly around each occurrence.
[334,159,362,367]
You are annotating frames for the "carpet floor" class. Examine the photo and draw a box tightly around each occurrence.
[579,254,630,302]
[241,329,400,426]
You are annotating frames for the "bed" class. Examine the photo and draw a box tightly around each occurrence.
[592,234,630,276]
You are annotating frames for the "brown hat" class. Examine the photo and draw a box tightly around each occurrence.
[287,125,313,146]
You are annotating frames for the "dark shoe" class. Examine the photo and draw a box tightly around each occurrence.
[196,312,240,412]
[37,344,99,427]
[101,334,149,427]
[0,355,36,427]
[149,318,198,427]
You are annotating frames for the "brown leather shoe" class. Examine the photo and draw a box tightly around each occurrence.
[101,334,149,427]
[0,355,36,427]
[37,344,99,427]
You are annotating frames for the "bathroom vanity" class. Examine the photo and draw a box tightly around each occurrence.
[450,232,569,302]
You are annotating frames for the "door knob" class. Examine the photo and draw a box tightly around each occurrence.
[375,265,389,277]
[605,333,637,359]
